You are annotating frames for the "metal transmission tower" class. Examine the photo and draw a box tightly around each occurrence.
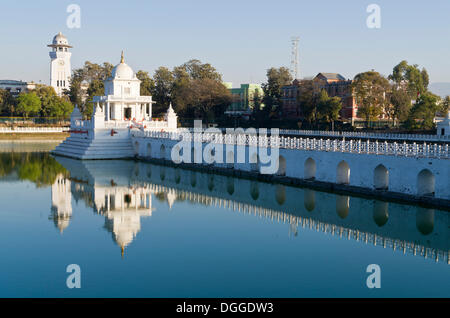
[290,36,300,80]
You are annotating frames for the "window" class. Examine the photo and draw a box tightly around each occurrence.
[124,87,131,95]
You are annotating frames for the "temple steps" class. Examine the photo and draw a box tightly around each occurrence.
[52,135,135,159]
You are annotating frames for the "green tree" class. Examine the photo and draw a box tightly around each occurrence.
[136,70,155,96]
[297,80,317,124]
[66,61,113,118]
[440,96,450,115]
[317,89,342,123]
[33,85,74,119]
[0,89,16,116]
[389,88,411,124]
[176,79,231,123]
[352,71,390,126]
[16,92,41,118]
[406,92,440,129]
[153,67,174,117]
[389,60,429,99]
[261,67,292,118]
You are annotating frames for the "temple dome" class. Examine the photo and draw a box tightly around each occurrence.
[111,51,135,79]
[52,32,69,46]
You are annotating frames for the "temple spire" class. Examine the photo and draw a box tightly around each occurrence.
[120,51,124,64]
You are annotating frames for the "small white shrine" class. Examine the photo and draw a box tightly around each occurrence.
[437,111,450,136]
[53,52,178,159]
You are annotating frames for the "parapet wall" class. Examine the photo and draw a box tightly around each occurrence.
[132,132,450,206]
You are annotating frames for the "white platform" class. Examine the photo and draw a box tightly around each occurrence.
[52,128,135,159]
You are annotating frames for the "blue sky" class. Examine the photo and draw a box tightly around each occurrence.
[0,0,449,86]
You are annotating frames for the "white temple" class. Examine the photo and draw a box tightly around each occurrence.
[52,52,178,159]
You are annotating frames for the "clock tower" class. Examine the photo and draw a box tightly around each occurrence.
[48,32,72,96]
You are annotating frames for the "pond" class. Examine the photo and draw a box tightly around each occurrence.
[0,142,448,297]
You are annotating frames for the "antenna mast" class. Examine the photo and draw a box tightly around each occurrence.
[290,36,300,80]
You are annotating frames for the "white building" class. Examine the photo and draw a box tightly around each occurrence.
[52,52,178,159]
[50,174,72,233]
[48,32,72,96]
[92,51,153,122]
[437,111,450,136]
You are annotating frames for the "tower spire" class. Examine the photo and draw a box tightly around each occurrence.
[120,51,124,64]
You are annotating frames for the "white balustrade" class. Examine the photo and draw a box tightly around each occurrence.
[0,127,69,133]
[131,129,449,159]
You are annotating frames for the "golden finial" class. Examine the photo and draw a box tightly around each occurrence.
[120,51,124,64]
[121,245,125,258]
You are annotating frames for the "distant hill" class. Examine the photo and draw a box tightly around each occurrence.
[429,82,450,98]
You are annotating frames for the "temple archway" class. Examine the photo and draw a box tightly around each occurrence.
[160,144,166,160]
[304,157,316,179]
[337,161,350,184]
[277,155,286,176]
[374,164,389,190]
[417,169,435,196]
[146,143,152,157]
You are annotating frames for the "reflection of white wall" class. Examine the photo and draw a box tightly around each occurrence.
[51,174,72,233]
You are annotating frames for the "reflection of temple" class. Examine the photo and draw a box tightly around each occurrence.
[94,186,153,256]
[53,157,450,264]
[50,174,72,233]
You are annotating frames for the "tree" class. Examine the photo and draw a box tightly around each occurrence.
[66,61,113,118]
[440,96,450,116]
[389,87,411,124]
[317,89,342,123]
[33,85,74,119]
[406,92,440,129]
[389,60,429,99]
[152,67,174,116]
[177,79,230,123]
[171,60,227,122]
[352,71,390,126]
[136,70,155,96]
[261,67,292,118]
[16,92,41,118]
[297,80,317,124]
[0,89,16,116]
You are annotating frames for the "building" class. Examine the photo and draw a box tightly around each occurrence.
[225,83,264,117]
[48,32,72,96]
[281,73,359,122]
[437,111,450,136]
[313,73,358,121]
[52,52,177,160]
[280,79,302,118]
[0,80,37,97]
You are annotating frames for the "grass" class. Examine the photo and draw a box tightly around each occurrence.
[0,132,69,140]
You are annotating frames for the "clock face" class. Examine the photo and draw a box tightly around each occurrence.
[59,60,65,66]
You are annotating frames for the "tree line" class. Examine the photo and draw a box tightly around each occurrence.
[0,85,73,119]
[66,59,231,123]
[1,58,448,130]
[258,61,449,130]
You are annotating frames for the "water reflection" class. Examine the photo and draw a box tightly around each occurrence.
[0,152,449,264]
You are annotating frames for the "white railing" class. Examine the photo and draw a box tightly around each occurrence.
[182,127,449,142]
[0,127,69,133]
[278,129,450,142]
[131,130,450,159]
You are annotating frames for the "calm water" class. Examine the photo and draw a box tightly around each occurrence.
[0,142,448,298]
